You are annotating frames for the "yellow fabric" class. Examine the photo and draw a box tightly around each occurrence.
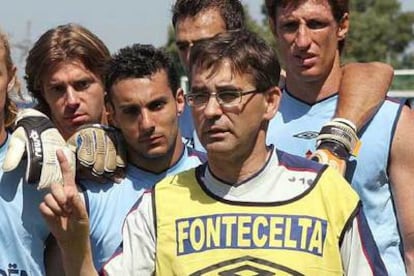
[154,166,359,276]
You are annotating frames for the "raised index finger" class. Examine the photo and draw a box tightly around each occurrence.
[56,149,76,189]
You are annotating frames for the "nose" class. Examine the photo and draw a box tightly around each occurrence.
[65,86,80,108]
[295,24,311,50]
[203,94,223,119]
[140,109,155,133]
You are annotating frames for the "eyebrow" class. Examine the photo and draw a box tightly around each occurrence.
[117,95,169,107]
[215,85,241,91]
[117,102,139,109]
[190,85,242,93]
[175,39,189,44]
[47,75,94,85]
[176,36,216,47]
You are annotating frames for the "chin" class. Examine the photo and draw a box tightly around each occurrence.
[204,142,234,155]
[59,127,77,140]
[143,148,169,159]
[294,69,323,82]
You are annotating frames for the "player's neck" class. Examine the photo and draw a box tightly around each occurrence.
[285,54,342,104]
[208,139,271,186]
[129,135,184,174]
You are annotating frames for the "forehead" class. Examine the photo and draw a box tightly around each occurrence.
[191,59,253,88]
[175,8,226,42]
[46,60,97,82]
[111,70,173,102]
[276,0,333,19]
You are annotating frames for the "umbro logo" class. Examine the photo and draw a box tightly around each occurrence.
[191,256,303,276]
[293,131,318,140]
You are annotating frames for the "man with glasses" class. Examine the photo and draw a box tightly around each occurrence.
[185,89,259,107]
[40,29,387,276]
[172,0,393,175]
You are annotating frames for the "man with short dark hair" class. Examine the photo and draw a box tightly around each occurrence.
[45,43,206,271]
[171,0,393,175]
[172,0,246,142]
[40,28,387,276]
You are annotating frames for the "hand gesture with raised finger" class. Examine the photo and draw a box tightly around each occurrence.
[39,149,89,251]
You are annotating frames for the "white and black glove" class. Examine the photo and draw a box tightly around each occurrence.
[311,118,361,175]
[67,124,127,183]
[2,108,75,189]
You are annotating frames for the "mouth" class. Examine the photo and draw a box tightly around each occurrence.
[139,135,163,144]
[203,127,229,140]
[293,53,317,67]
[64,114,88,125]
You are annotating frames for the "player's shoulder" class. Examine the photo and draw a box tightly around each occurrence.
[126,189,154,218]
[276,149,325,173]
[397,102,414,122]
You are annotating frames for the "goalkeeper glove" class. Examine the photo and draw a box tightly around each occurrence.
[67,124,127,183]
[2,108,75,189]
[311,118,361,175]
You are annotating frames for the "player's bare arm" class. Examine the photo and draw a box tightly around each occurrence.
[39,150,98,276]
[388,105,414,275]
[312,62,393,174]
[338,62,394,129]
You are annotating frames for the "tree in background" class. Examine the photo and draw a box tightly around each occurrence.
[345,0,414,68]
[164,2,414,71]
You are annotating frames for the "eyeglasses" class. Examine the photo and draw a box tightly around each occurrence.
[175,37,215,52]
[185,89,259,108]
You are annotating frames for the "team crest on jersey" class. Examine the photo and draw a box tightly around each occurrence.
[190,255,303,276]
[293,131,318,140]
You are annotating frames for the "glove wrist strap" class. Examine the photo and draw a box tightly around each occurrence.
[317,141,349,160]
[18,116,55,184]
[316,118,361,159]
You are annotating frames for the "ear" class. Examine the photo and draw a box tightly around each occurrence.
[263,86,281,121]
[105,101,118,128]
[337,13,349,41]
[175,88,185,116]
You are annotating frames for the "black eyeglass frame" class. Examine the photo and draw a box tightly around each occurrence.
[185,89,260,108]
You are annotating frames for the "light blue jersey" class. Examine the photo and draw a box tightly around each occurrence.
[0,134,50,276]
[179,103,195,143]
[81,146,206,270]
[267,90,404,276]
